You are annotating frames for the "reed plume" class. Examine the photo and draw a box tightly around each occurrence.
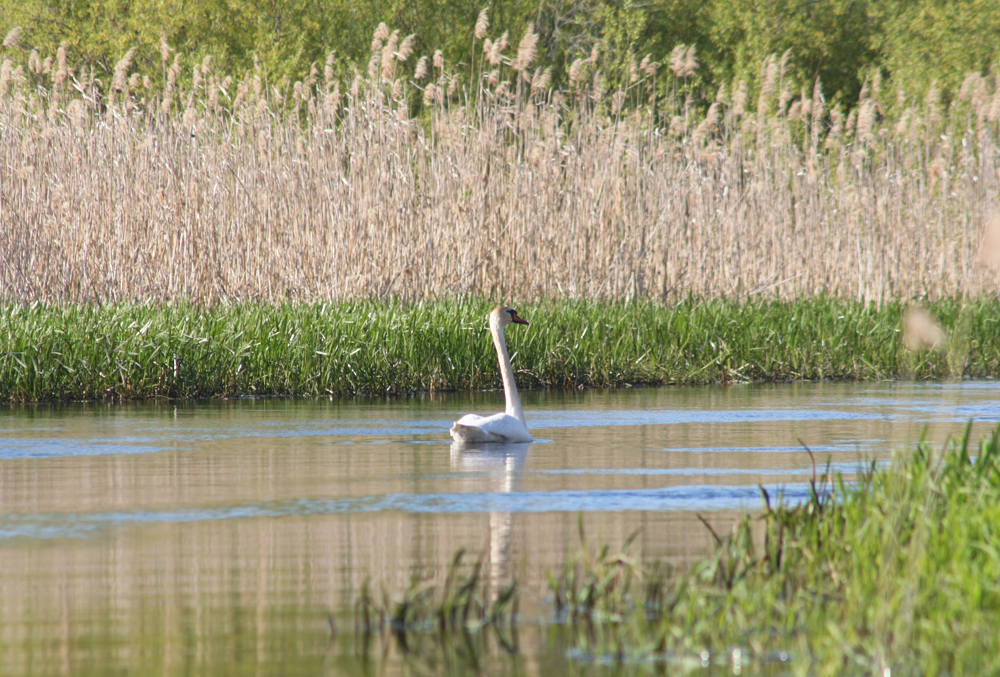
[414,56,428,81]
[514,26,538,72]
[2,26,20,50]
[474,8,490,40]
[683,45,698,78]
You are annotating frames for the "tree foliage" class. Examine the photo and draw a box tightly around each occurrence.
[876,0,1000,100]
[1,0,997,108]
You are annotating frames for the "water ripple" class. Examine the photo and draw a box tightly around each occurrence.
[0,482,818,541]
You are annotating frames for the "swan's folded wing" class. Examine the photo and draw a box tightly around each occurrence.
[450,412,532,444]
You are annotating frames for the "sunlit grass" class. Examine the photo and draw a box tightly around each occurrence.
[2,298,998,403]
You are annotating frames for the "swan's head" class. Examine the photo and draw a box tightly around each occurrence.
[490,306,529,330]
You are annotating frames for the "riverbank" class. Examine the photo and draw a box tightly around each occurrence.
[2,298,997,403]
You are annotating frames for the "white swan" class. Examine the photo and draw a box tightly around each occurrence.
[450,307,533,444]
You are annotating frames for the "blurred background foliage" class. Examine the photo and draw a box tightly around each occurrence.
[1,0,998,109]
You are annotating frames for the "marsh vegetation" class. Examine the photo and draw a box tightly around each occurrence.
[2,298,997,403]
[2,23,1000,305]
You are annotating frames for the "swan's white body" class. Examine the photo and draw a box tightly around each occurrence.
[450,307,533,444]
[451,411,532,444]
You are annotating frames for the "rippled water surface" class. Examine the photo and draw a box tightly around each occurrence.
[1,381,997,675]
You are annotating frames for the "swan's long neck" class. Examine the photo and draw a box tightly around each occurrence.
[492,323,526,427]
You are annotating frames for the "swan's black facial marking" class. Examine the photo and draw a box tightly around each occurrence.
[507,308,529,325]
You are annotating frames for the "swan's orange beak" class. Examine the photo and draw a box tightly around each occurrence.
[509,309,529,325]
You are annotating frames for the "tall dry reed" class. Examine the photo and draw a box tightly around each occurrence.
[2,26,1000,304]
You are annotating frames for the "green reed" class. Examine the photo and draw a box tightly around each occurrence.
[2,298,998,403]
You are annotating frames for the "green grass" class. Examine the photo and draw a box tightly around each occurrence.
[2,298,999,403]
[355,424,1000,675]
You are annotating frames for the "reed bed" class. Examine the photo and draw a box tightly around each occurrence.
[1,298,997,402]
[358,424,1000,675]
[3,28,1000,304]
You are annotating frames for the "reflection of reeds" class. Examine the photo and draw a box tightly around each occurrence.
[362,425,1000,673]
[2,27,999,303]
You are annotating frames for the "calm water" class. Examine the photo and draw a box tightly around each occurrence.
[1,381,997,675]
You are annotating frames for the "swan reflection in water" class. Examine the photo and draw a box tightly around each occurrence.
[450,441,531,597]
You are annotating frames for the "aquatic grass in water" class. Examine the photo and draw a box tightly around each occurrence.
[353,548,519,659]
[359,424,1000,675]
[2,298,999,402]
